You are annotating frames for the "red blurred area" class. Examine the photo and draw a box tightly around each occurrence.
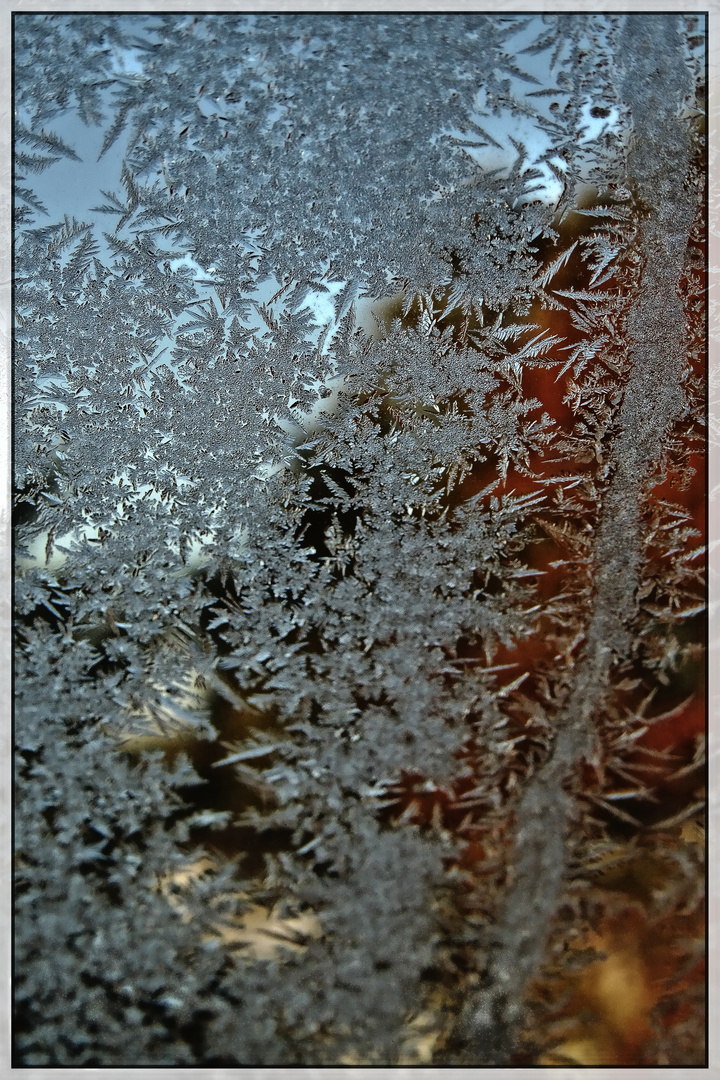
[383,189,706,1065]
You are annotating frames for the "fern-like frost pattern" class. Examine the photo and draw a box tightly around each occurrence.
[14,13,706,1067]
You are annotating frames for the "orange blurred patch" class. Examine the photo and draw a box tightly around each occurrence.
[534,830,705,1066]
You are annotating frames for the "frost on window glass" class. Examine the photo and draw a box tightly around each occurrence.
[13,13,706,1067]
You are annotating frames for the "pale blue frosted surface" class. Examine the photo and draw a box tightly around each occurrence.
[14,13,705,1069]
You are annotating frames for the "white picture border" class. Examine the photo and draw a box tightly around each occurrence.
[2,3,715,1077]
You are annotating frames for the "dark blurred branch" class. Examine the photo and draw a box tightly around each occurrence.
[451,14,696,1064]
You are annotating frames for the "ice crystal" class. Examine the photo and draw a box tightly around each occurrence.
[14,12,706,1067]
